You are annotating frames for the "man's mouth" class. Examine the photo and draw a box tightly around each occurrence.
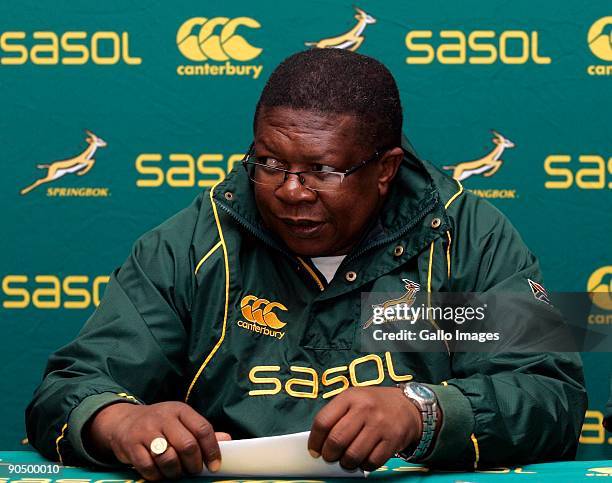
[278,217,326,238]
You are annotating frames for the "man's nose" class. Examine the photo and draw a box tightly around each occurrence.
[274,173,318,204]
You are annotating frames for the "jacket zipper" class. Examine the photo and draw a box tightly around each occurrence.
[215,200,327,290]
[346,196,439,264]
[215,194,439,285]
[215,201,290,256]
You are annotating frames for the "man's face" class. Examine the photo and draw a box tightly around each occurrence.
[252,106,402,257]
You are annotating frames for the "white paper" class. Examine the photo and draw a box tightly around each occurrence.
[199,431,368,478]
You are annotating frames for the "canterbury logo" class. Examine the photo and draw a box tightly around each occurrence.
[587,266,612,311]
[305,6,375,51]
[588,17,612,62]
[443,130,515,181]
[177,17,262,61]
[20,130,107,195]
[240,295,287,329]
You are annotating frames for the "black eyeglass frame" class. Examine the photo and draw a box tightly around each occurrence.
[241,141,386,190]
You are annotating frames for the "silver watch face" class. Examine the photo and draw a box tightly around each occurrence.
[407,382,437,404]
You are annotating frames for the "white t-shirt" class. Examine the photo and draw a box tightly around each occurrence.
[310,255,347,283]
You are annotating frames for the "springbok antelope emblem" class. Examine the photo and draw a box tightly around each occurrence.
[362,280,421,329]
[20,130,107,195]
[443,131,515,182]
[305,7,376,51]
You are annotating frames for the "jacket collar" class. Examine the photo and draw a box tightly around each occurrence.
[211,147,444,260]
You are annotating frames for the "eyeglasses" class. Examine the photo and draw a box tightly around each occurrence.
[241,142,383,192]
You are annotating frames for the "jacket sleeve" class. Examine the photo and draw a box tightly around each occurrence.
[25,200,200,468]
[422,194,587,468]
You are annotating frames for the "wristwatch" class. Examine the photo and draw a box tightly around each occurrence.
[396,382,438,462]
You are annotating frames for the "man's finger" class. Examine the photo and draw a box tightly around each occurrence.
[108,437,130,465]
[361,439,392,472]
[130,444,164,481]
[163,420,203,475]
[308,395,351,457]
[152,443,183,479]
[339,428,380,471]
[215,432,232,441]
[320,412,364,463]
[178,408,222,472]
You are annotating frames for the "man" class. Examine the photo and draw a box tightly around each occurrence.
[26,48,587,481]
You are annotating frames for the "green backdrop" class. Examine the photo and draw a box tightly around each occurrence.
[1,0,610,460]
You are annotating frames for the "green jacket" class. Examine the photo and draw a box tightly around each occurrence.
[26,144,587,470]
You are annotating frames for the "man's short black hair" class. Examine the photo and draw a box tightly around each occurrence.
[254,48,403,150]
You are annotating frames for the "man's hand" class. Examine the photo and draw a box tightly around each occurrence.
[85,401,231,481]
[308,386,422,471]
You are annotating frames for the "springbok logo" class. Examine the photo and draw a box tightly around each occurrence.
[20,130,107,196]
[177,17,262,62]
[240,295,287,329]
[443,131,515,182]
[363,280,421,329]
[305,6,376,51]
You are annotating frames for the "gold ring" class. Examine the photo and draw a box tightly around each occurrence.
[150,437,168,456]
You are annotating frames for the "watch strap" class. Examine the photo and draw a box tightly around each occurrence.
[396,382,438,461]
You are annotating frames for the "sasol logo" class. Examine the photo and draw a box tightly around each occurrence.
[135,152,244,188]
[580,410,612,446]
[248,352,413,399]
[20,130,110,198]
[443,131,518,200]
[544,154,612,190]
[1,274,109,309]
[587,16,612,76]
[305,6,376,52]
[0,31,140,65]
[176,17,263,79]
[237,295,288,340]
[405,30,550,65]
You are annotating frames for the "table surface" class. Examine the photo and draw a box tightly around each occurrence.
[0,451,610,482]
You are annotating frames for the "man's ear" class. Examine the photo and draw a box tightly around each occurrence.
[377,147,404,196]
